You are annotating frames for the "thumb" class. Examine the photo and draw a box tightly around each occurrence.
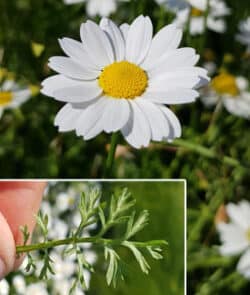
[0,212,15,279]
[0,181,46,279]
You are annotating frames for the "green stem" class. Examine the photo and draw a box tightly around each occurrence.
[104,132,119,178]
[188,255,233,271]
[16,237,167,254]
[171,138,248,169]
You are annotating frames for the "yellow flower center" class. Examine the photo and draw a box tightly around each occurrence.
[246,228,250,242]
[191,7,203,17]
[0,91,13,106]
[98,61,148,99]
[211,73,239,96]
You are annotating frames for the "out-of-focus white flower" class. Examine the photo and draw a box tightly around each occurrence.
[50,251,76,280]
[63,0,119,17]
[48,218,69,239]
[56,191,75,213]
[0,69,39,119]
[173,0,230,35]
[201,73,250,119]
[26,283,49,295]
[236,17,250,53]
[41,15,209,148]
[13,275,26,294]
[0,279,9,295]
[217,200,250,279]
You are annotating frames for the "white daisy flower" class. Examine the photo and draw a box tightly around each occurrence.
[217,200,250,279]
[41,15,209,149]
[63,0,118,17]
[236,17,250,53]
[173,0,230,35]
[0,69,39,119]
[201,73,250,119]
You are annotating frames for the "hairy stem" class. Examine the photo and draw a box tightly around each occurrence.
[104,132,119,178]
[172,138,248,169]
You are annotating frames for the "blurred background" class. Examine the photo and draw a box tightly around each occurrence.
[1,181,185,295]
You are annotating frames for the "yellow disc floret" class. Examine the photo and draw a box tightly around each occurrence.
[0,91,13,106]
[191,7,203,17]
[211,73,239,96]
[98,61,148,99]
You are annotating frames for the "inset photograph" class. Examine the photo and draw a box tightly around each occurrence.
[0,180,185,295]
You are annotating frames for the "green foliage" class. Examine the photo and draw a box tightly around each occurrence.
[91,181,185,295]
[17,186,169,293]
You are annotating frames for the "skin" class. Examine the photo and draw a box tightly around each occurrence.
[0,182,46,279]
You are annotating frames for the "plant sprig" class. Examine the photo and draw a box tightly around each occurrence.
[16,188,167,292]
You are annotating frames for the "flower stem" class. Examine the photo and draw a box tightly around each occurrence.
[104,132,119,178]
[16,237,167,254]
[171,138,248,170]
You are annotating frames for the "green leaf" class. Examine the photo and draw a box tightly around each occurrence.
[122,241,150,274]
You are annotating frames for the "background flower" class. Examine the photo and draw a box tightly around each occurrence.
[217,201,250,278]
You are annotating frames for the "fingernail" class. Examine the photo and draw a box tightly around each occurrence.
[0,258,5,279]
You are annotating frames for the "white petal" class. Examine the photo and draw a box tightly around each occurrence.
[135,99,170,141]
[2,80,15,91]
[83,97,130,139]
[121,101,151,148]
[207,17,226,33]
[11,89,31,108]
[217,222,249,255]
[188,0,207,11]
[147,48,199,75]
[41,74,79,97]
[41,75,101,103]
[75,97,107,137]
[53,82,101,103]
[190,17,205,35]
[237,249,250,278]
[48,56,98,80]
[125,16,153,65]
[80,20,114,68]
[101,97,130,132]
[223,95,250,119]
[120,23,130,41]
[55,103,83,132]
[149,71,201,89]
[58,37,99,71]
[159,106,182,140]
[143,88,199,104]
[227,202,250,230]
[100,18,125,61]
[87,0,116,17]
[142,24,182,69]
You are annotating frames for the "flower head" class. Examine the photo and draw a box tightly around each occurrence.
[217,200,250,279]
[173,0,230,35]
[0,69,39,119]
[201,72,250,119]
[41,15,209,148]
